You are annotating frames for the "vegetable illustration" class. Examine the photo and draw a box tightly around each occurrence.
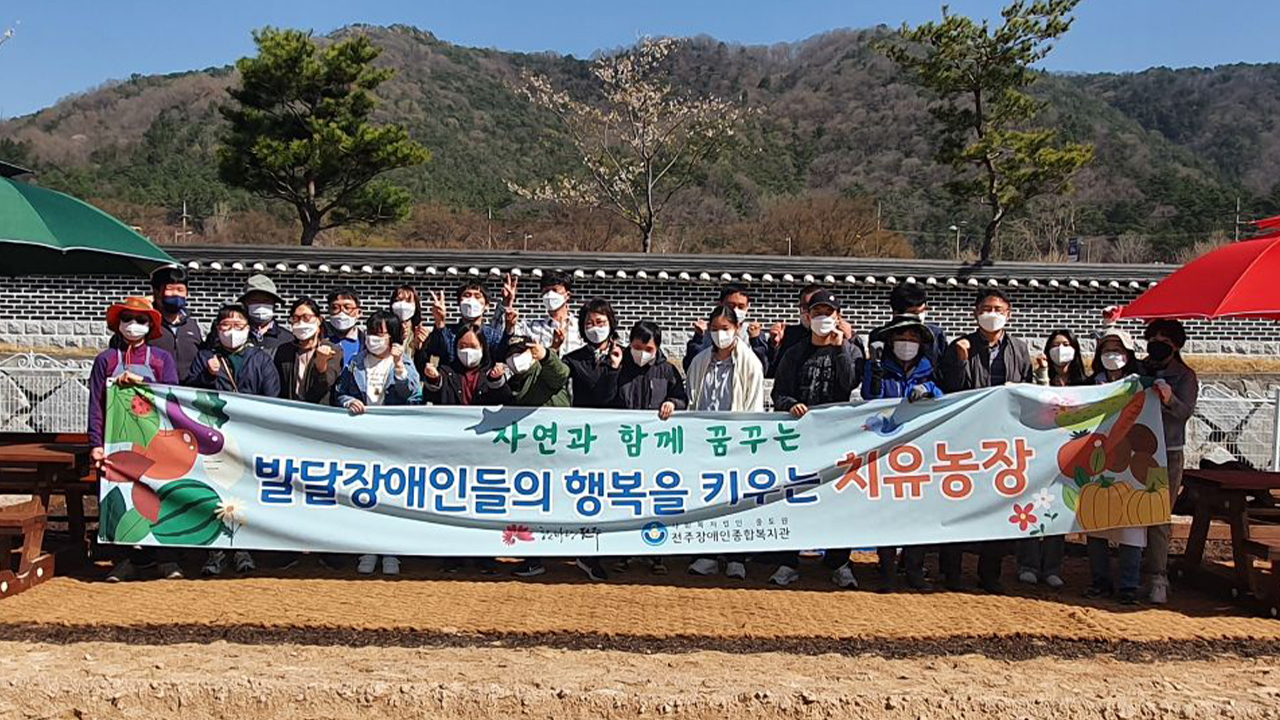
[141,429,199,480]
[1053,383,1137,431]
[1076,479,1132,531]
[1105,391,1145,450]
[106,385,160,449]
[151,479,229,546]
[1058,432,1108,479]
[1104,435,1132,473]
[1129,453,1159,486]
[1127,424,1158,456]
[166,392,225,455]
[103,448,154,483]
[131,481,162,522]
[1125,483,1170,526]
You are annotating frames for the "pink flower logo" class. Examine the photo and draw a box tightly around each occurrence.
[1009,503,1038,532]
[502,524,535,546]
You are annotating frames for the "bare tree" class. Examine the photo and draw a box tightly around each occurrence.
[510,37,746,253]
[1111,232,1151,264]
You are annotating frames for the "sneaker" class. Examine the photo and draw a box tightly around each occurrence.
[233,551,255,574]
[513,560,546,578]
[611,558,632,574]
[575,558,609,582]
[1017,570,1039,585]
[906,574,932,591]
[1084,584,1112,599]
[725,561,747,580]
[105,559,137,583]
[202,551,226,577]
[1045,574,1064,589]
[158,562,184,580]
[769,565,800,587]
[649,558,669,576]
[382,556,401,575]
[688,558,719,576]
[356,554,378,575]
[442,558,463,574]
[1149,576,1169,605]
[1118,589,1139,606]
[832,563,858,589]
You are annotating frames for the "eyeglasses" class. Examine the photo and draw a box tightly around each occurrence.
[332,301,359,313]
[118,313,150,324]
[218,321,249,331]
[290,313,319,323]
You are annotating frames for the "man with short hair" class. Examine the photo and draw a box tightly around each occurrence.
[240,274,292,354]
[325,286,365,361]
[684,284,770,373]
[423,280,510,365]
[515,271,583,355]
[937,288,1034,593]
[147,266,203,379]
[888,283,949,368]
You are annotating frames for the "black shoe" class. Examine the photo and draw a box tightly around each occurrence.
[442,559,463,574]
[906,574,932,591]
[649,558,669,575]
[1084,584,1112,599]
[979,579,1005,595]
[575,558,609,582]
[513,560,546,578]
[1117,589,1139,606]
[943,575,964,592]
[477,558,499,575]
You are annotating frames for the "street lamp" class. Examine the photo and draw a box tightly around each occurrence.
[949,222,968,260]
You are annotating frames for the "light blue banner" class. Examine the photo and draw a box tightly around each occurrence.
[99,379,1169,555]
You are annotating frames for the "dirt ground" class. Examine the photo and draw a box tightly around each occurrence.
[2,553,1279,719]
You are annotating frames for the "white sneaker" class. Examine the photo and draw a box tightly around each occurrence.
[158,562,184,580]
[725,561,747,579]
[381,556,401,576]
[1149,576,1169,605]
[202,551,226,577]
[769,565,800,587]
[832,563,858,589]
[233,551,255,574]
[357,554,378,575]
[688,558,719,576]
[1045,574,1065,589]
[1017,570,1039,585]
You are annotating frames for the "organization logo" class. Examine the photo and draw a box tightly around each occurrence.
[641,521,668,546]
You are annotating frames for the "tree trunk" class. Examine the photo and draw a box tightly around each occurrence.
[298,202,322,246]
[641,225,653,254]
[299,221,321,247]
[981,212,1004,265]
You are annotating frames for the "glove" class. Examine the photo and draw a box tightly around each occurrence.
[907,384,931,403]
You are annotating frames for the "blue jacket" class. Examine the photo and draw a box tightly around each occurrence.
[860,354,943,401]
[423,321,508,366]
[334,351,422,408]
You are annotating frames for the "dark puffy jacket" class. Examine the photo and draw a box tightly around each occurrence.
[186,345,281,397]
[564,343,615,408]
[771,338,863,411]
[598,355,689,411]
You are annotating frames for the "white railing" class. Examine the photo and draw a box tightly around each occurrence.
[0,352,93,433]
[1187,384,1280,471]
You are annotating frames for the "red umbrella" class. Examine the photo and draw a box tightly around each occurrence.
[1118,233,1280,321]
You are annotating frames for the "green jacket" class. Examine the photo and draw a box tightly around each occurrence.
[509,352,571,407]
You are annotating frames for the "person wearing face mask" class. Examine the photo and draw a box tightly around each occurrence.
[768,284,825,378]
[388,284,431,370]
[146,266,204,379]
[423,281,510,366]
[563,298,623,408]
[1140,319,1198,606]
[889,283,949,368]
[1083,323,1146,605]
[685,284,771,375]
[326,286,365,362]
[685,305,765,580]
[186,304,279,577]
[515,272,584,356]
[938,288,1033,594]
[90,297,182,582]
[768,290,864,588]
[1016,329,1090,591]
[274,297,344,405]
[238,274,291,354]
[860,316,944,592]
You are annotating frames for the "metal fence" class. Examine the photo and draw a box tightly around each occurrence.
[1,352,1278,469]
[0,352,93,433]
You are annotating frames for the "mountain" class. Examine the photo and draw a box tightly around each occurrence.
[3,24,1277,260]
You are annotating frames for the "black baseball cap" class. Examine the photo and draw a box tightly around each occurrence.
[150,265,189,289]
[807,289,841,312]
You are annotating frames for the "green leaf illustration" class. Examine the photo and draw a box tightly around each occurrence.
[151,479,226,546]
[100,486,126,542]
[105,385,160,448]
[114,509,154,544]
[1062,485,1079,512]
[193,391,230,429]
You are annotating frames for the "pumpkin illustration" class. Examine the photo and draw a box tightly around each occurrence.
[1125,484,1171,526]
[1077,479,1130,531]
[1058,432,1108,479]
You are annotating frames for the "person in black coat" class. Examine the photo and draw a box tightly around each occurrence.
[599,321,689,417]
[420,324,514,407]
[186,303,281,398]
[274,298,344,406]
[563,298,622,408]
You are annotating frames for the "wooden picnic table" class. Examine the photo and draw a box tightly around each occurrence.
[1179,468,1280,616]
[0,437,94,573]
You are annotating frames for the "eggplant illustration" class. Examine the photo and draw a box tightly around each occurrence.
[165,392,225,455]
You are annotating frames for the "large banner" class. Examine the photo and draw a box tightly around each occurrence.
[99,379,1169,555]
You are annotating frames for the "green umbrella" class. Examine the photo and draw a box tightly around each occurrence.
[0,176,178,276]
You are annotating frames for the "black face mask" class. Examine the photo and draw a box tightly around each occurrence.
[1146,340,1175,363]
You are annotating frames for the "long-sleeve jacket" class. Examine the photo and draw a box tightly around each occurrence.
[597,355,689,411]
[421,363,514,406]
[860,354,943,401]
[186,345,281,398]
[509,351,571,407]
[771,338,862,411]
[333,351,421,408]
[274,340,344,405]
[684,330,771,375]
[939,330,1034,393]
[564,344,616,408]
[1144,357,1198,451]
[87,344,179,447]
[686,340,765,412]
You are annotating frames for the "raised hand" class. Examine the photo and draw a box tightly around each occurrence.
[955,338,971,362]
[207,356,222,377]
[315,344,334,372]
[414,324,431,345]
[770,322,785,347]
[489,363,508,380]
[503,273,519,304]
[691,319,707,335]
[429,290,447,328]
[608,342,624,369]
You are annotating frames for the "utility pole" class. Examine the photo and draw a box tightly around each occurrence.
[785,236,792,256]
[1235,196,1242,242]
[487,207,493,249]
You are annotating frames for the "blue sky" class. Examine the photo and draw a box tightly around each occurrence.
[1,0,1278,118]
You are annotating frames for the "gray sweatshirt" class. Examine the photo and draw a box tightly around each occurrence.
[1147,358,1198,452]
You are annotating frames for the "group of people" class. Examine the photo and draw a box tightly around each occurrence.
[89,264,1198,606]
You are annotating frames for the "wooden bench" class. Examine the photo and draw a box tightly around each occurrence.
[0,433,95,567]
[1245,538,1280,619]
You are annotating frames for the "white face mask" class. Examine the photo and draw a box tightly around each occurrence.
[510,350,534,374]
[1048,345,1076,366]
[542,291,567,313]
[914,310,928,321]
[893,341,920,362]
[120,321,150,342]
[811,314,838,337]
[391,301,416,322]
[732,307,748,324]
[247,303,275,325]
[584,325,611,345]
[219,328,249,350]
[365,335,390,356]
[1101,352,1128,371]
[631,348,655,366]
[291,322,319,341]
[459,297,485,320]
[977,311,1008,333]
[329,312,357,332]
[458,347,483,368]
[711,329,736,350]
